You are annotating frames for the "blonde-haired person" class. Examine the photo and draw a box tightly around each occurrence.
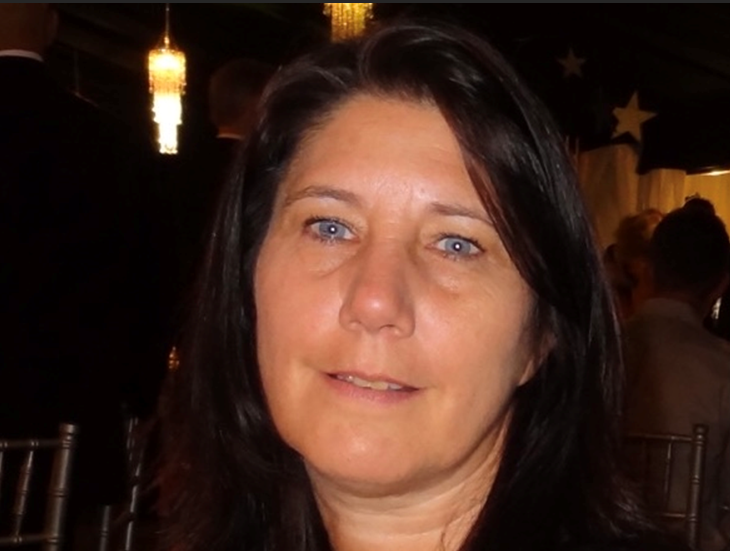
[613,208,665,319]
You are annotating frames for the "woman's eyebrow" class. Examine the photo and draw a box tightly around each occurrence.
[429,201,493,227]
[282,186,492,227]
[283,185,361,208]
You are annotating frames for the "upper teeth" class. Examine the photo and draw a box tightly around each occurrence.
[336,374,404,391]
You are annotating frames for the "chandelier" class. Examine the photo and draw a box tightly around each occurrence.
[323,3,373,41]
[148,4,186,155]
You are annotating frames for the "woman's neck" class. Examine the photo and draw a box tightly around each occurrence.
[311,454,499,551]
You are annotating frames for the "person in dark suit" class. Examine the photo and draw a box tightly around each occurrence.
[0,4,167,546]
[169,57,275,338]
[152,57,276,523]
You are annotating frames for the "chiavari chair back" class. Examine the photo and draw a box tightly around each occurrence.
[0,424,78,551]
[624,423,708,549]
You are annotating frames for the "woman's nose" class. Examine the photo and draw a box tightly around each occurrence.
[338,242,416,338]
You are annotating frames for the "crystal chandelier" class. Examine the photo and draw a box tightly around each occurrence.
[148,4,186,155]
[323,3,373,41]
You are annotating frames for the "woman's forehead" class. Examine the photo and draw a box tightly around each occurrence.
[275,95,489,209]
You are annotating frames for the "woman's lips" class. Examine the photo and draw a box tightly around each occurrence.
[328,372,416,392]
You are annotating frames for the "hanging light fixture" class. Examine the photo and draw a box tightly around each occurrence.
[323,3,373,41]
[148,3,186,155]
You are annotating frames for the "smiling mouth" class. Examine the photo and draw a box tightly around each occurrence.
[330,373,413,392]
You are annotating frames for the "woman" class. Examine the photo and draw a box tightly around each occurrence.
[160,19,684,551]
[612,208,665,320]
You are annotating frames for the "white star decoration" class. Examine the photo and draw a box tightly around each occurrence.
[557,48,586,78]
[612,92,657,143]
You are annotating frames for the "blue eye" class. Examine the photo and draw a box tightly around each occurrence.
[436,236,481,258]
[309,218,352,242]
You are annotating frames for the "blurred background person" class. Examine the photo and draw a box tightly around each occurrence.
[208,58,276,155]
[611,207,665,320]
[169,57,275,345]
[153,57,276,520]
[0,4,168,548]
[623,199,730,551]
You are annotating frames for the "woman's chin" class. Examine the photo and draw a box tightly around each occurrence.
[304,458,424,499]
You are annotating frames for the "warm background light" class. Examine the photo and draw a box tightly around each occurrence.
[148,5,186,155]
[323,3,373,41]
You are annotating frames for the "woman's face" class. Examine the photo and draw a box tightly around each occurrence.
[254,95,538,498]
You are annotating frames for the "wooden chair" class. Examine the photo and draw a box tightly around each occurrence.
[624,423,708,549]
[0,424,79,551]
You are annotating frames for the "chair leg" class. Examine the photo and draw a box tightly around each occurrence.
[97,505,112,551]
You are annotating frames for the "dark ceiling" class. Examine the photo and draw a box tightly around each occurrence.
[48,3,730,173]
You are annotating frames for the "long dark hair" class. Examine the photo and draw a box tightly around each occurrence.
[161,19,666,551]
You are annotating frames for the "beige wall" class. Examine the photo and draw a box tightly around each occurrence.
[577,144,730,249]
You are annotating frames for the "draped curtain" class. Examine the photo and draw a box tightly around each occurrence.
[577,144,730,249]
